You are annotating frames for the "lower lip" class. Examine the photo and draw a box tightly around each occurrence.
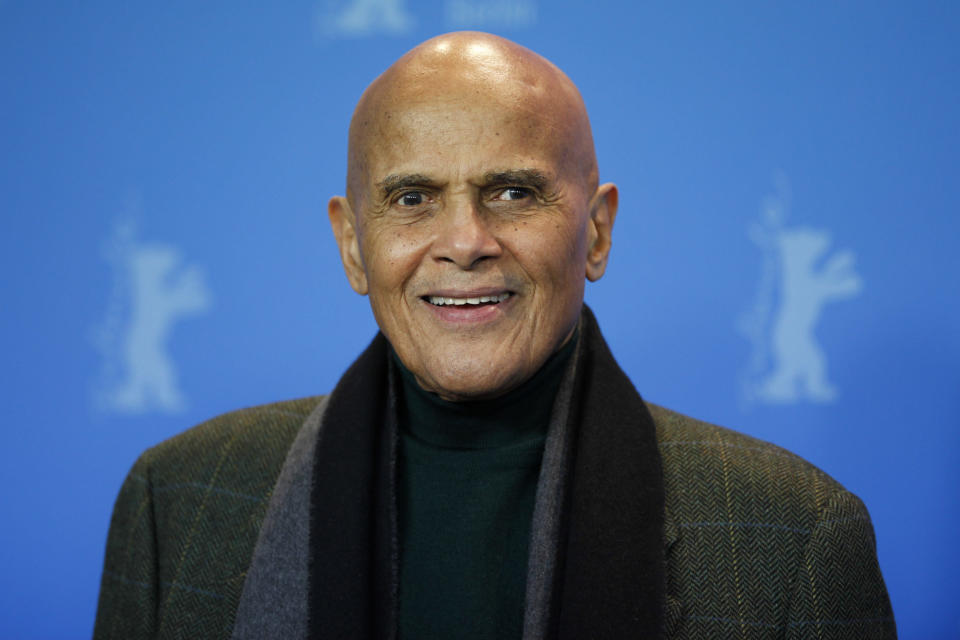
[422,295,514,325]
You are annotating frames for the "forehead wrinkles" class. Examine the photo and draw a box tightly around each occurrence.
[354,97,585,197]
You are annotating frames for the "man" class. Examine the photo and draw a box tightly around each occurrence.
[94,32,895,639]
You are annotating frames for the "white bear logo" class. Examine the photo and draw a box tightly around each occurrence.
[740,176,862,404]
[94,221,211,414]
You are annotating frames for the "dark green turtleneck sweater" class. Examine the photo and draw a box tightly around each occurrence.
[394,336,576,640]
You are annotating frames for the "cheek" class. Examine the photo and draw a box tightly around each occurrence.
[362,226,429,294]
[510,217,589,283]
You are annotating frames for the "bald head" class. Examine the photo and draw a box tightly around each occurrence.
[346,32,598,207]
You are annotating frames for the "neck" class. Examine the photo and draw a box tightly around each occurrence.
[391,330,578,449]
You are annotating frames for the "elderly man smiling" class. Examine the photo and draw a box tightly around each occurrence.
[94,32,895,640]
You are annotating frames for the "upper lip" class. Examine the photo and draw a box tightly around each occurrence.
[421,287,512,298]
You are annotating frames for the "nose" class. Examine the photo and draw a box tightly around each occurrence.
[430,198,502,269]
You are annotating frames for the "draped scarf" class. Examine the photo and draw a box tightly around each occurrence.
[232,306,667,639]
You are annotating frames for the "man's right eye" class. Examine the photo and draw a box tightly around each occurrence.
[398,192,425,206]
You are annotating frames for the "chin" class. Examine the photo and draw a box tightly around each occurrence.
[421,361,523,402]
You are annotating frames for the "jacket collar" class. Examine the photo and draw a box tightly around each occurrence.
[232,305,668,639]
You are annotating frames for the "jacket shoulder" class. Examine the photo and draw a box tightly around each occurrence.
[95,396,325,640]
[648,401,847,521]
[140,395,324,482]
[647,404,894,638]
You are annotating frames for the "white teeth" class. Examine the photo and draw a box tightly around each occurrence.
[427,293,511,306]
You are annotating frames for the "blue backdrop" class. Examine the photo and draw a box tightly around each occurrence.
[2,2,958,638]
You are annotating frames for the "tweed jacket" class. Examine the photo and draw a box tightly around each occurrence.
[94,310,895,639]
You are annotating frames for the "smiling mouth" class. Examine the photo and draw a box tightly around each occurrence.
[424,292,512,307]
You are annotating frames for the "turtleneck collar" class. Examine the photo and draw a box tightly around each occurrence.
[391,329,578,450]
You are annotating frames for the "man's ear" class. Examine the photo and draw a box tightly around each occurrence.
[585,182,619,282]
[328,196,369,295]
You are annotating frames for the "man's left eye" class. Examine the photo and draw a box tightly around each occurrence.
[499,187,532,201]
[399,192,425,206]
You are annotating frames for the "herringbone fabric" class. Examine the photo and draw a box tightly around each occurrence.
[94,399,894,639]
[650,405,894,638]
[94,399,311,640]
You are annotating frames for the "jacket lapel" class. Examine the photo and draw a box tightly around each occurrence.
[663,507,682,636]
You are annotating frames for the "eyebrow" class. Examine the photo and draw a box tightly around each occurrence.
[479,169,551,191]
[376,169,553,199]
[376,173,439,198]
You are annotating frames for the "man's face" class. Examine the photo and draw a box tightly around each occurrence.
[331,90,614,401]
